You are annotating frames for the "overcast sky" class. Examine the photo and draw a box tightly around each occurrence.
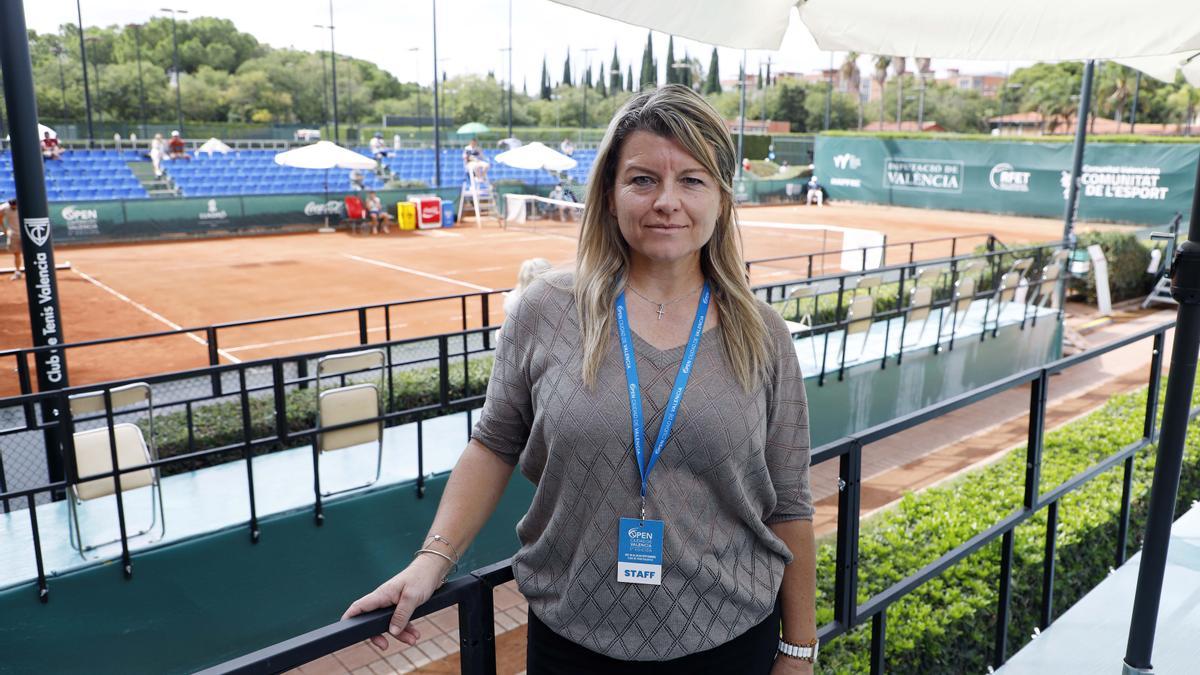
[23,0,1030,88]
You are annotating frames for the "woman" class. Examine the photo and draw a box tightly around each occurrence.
[343,85,817,674]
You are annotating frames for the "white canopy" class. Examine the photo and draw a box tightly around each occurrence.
[273,141,376,170]
[495,142,578,172]
[552,0,1200,59]
[4,123,55,142]
[196,137,232,155]
[1117,52,1200,86]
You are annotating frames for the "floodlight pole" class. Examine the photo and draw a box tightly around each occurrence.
[162,7,188,136]
[131,24,148,139]
[75,0,95,147]
[507,0,513,139]
[1061,60,1095,244]
[431,0,441,188]
[322,2,339,143]
[1,0,71,493]
[1123,140,1200,674]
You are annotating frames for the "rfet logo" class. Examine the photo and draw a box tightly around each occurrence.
[421,203,440,220]
[989,163,1031,192]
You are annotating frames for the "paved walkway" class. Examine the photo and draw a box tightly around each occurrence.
[294,302,1176,675]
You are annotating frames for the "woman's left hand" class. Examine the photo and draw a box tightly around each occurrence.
[771,656,814,675]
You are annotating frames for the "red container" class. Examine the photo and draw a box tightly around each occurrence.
[409,195,443,229]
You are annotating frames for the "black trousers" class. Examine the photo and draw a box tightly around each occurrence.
[526,605,781,675]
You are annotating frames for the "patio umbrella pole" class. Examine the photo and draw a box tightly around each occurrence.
[321,168,333,232]
[1122,157,1200,674]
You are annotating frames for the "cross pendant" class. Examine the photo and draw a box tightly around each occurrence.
[656,304,666,320]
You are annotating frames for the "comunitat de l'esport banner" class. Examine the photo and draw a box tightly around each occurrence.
[814,136,1198,225]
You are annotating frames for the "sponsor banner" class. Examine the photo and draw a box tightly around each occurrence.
[47,201,127,239]
[815,136,1198,225]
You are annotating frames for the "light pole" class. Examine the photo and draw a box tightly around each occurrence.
[52,45,68,122]
[160,7,188,135]
[581,47,597,129]
[75,0,95,146]
[737,50,747,178]
[431,0,441,187]
[85,37,102,126]
[506,0,513,139]
[315,13,338,143]
[315,43,329,136]
[129,24,148,139]
[407,47,421,133]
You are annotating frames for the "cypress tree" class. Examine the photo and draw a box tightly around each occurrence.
[757,65,763,90]
[704,47,721,95]
[610,45,622,92]
[598,62,608,97]
[627,65,634,92]
[562,52,573,88]
[540,56,551,100]
[665,35,676,84]
[639,31,656,90]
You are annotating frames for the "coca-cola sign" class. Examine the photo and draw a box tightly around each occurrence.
[421,202,440,220]
[304,200,344,216]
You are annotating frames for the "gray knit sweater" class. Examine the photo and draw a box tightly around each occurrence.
[472,271,812,661]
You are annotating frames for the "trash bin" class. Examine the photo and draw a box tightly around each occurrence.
[441,202,456,227]
[396,202,417,230]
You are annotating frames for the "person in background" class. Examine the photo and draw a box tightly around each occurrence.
[503,258,553,315]
[365,191,393,234]
[343,84,816,675]
[149,133,166,177]
[41,132,63,161]
[559,137,575,157]
[805,175,824,207]
[349,169,366,192]
[167,131,189,160]
[369,132,391,178]
[462,139,489,182]
[1,199,22,280]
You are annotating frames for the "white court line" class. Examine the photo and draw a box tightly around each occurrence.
[739,220,861,235]
[343,254,493,292]
[72,267,243,364]
[223,324,403,353]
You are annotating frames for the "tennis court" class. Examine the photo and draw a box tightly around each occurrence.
[0,202,1092,393]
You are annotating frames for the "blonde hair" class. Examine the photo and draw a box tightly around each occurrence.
[574,84,769,391]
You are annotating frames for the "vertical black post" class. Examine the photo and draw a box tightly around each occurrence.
[326,2,339,144]
[1024,370,1047,508]
[870,610,887,675]
[1061,60,1095,245]
[2,2,70,488]
[833,441,862,628]
[506,0,513,140]
[994,529,1014,668]
[167,10,185,135]
[131,24,147,139]
[1040,500,1058,629]
[1128,71,1141,134]
[431,0,441,188]
[74,0,95,147]
[458,578,498,675]
[317,48,329,134]
[1123,165,1200,672]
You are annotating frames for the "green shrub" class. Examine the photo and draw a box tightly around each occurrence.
[816,382,1200,673]
[145,356,494,476]
[1070,231,1153,304]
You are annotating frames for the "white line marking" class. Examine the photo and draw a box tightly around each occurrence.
[223,324,406,353]
[343,254,493,292]
[73,266,243,363]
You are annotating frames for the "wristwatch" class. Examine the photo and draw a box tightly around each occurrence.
[778,637,819,663]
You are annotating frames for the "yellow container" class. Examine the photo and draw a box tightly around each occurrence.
[397,202,417,230]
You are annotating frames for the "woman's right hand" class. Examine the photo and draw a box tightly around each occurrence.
[341,554,451,651]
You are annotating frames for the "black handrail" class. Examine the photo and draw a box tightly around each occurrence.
[2,318,1176,673]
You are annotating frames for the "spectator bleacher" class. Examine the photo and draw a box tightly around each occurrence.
[0,149,149,201]
[0,146,597,201]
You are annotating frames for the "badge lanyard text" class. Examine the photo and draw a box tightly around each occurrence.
[615,281,711,522]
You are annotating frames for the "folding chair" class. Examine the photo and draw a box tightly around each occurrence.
[836,294,875,367]
[1031,262,1063,310]
[914,264,948,289]
[66,383,165,558]
[853,275,882,297]
[316,349,387,496]
[988,268,1026,334]
[900,285,936,347]
[941,275,977,339]
[786,285,820,370]
[343,195,369,235]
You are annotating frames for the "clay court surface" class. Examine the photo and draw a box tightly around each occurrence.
[0,202,1107,394]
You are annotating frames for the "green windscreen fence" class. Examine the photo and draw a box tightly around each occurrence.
[814,136,1199,225]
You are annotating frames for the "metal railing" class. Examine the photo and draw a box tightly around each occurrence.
[744,233,998,279]
[194,320,1180,675]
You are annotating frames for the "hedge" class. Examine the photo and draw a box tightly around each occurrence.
[143,356,494,476]
[1070,231,1154,304]
[815,381,1200,673]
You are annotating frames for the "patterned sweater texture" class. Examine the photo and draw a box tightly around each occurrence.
[471,271,813,661]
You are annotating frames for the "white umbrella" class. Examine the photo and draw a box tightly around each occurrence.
[196,137,232,155]
[273,141,376,170]
[552,0,1200,58]
[4,123,55,142]
[495,142,577,172]
[1117,52,1200,86]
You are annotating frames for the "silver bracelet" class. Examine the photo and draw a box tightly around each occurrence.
[413,548,459,582]
[424,534,462,563]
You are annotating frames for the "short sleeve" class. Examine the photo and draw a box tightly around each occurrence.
[762,311,814,523]
[470,288,538,465]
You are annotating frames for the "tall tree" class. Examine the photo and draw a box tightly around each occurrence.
[540,55,551,100]
[598,61,608,97]
[562,51,573,88]
[665,35,676,84]
[704,47,721,95]
[841,52,863,129]
[893,56,907,126]
[627,65,634,92]
[873,55,891,128]
[757,64,763,90]
[610,45,622,93]
[640,31,656,89]
[584,63,592,88]
[775,83,806,131]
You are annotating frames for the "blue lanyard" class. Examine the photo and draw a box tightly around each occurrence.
[615,280,711,521]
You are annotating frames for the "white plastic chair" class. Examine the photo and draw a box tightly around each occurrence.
[836,294,875,367]
[67,383,165,558]
[901,285,935,347]
[316,349,387,496]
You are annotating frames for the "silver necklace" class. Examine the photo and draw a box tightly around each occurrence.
[625,282,703,320]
